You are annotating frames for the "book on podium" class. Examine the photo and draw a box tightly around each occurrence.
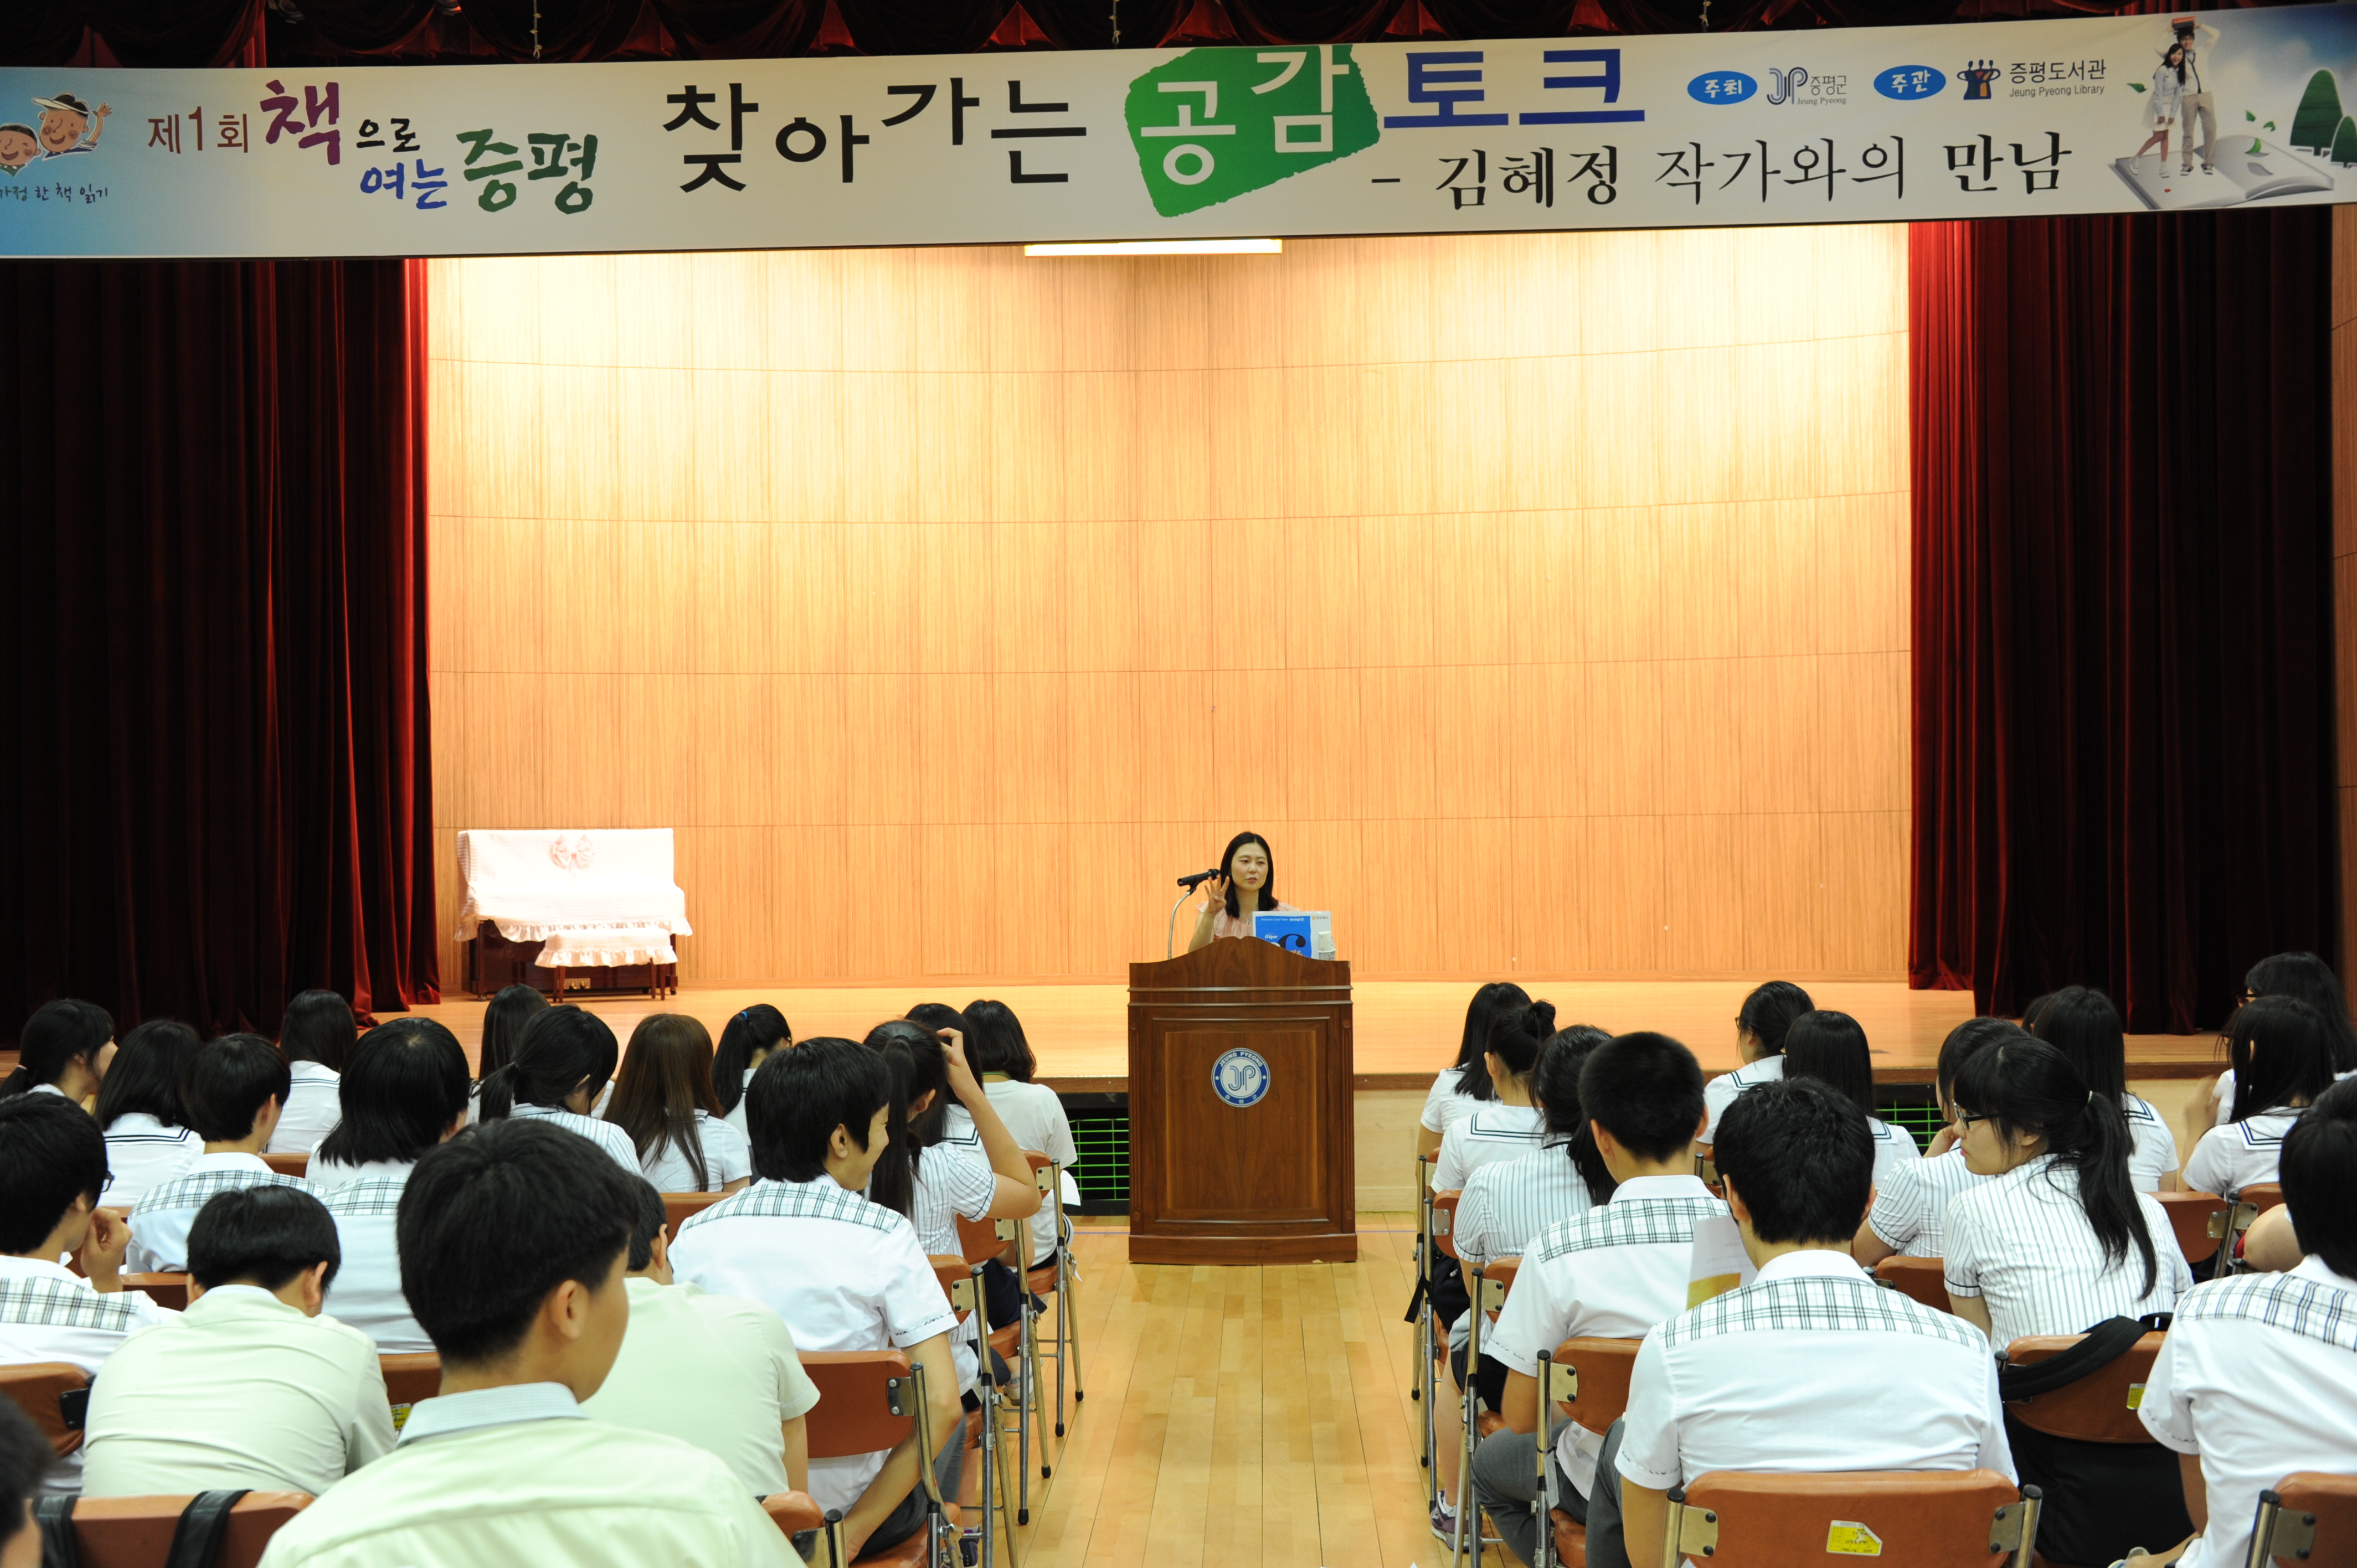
[1126,937,1356,1266]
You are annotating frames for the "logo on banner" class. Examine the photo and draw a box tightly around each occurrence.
[1687,72,1758,105]
[1212,1048,1272,1108]
[1874,65,1948,100]
[1125,45,1379,216]
[1960,59,2002,100]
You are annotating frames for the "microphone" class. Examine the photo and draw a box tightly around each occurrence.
[1175,868,1221,889]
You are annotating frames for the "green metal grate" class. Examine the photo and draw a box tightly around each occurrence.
[1876,1085,1943,1154]
[1058,1092,1130,1214]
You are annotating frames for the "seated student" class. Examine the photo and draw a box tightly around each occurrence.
[0,999,114,1105]
[0,1096,178,1495]
[257,1119,789,1568]
[1695,979,1813,1156]
[313,1020,472,1351]
[2209,951,2357,1128]
[0,1398,52,1567]
[269,989,353,1156]
[960,998,1078,1298]
[603,1014,751,1194]
[1854,1018,2020,1265]
[1469,1031,1726,1567]
[2185,994,2336,1199]
[668,1039,965,1562]
[94,1019,203,1209]
[1942,1036,2190,1344]
[713,1003,791,1141]
[477,1005,639,1173]
[1781,1010,1923,1185]
[467,983,548,1126]
[2031,986,2180,1193]
[83,1186,395,1497]
[2138,1079,2357,1568]
[128,1033,318,1275]
[580,1178,820,1496]
[1603,1079,2013,1568]
[1418,983,1533,1158]
[1434,1003,1558,1193]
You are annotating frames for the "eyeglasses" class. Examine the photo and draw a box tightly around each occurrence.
[1955,1113,1991,1130]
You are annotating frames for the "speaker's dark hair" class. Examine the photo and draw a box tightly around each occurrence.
[1216,831,1276,921]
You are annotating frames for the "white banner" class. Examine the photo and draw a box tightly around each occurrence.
[1,3,2350,257]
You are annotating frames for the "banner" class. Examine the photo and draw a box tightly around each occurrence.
[2,3,2351,257]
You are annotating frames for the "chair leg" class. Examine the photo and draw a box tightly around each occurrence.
[1064,1256,1084,1410]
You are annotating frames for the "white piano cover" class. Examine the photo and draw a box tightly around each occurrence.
[454,829,692,968]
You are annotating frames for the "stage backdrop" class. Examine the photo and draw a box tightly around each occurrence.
[428,225,1909,984]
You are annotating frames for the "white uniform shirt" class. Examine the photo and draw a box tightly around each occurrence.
[1866,1115,1923,1185]
[1700,1055,1784,1144]
[1421,1065,1486,1144]
[1453,1141,1598,1269]
[81,1283,395,1498]
[580,1276,822,1495]
[1435,1103,1547,1192]
[320,1164,430,1352]
[636,1112,753,1193]
[2215,1067,2357,1126]
[127,1153,320,1275]
[0,1256,179,1493]
[905,1138,997,1261]
[1486,1174,1729,1495]
[979,1078,1077,1264]
[98,1114,202,1210]
[669,1177,961,1519]
[255,1383,791,1568]
[505,1102,640,1174]
[1617,1250,2014,1511]
[267,1062,343,1155]
[1942,1153,2191,1343]
[2184,1111,2299,1198]
[2139,1257,2357,1568]
[2122,1092,2181,1193]
[1865,1146,1986,1259]
[722,1068,758,1141]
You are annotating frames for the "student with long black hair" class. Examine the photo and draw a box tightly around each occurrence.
[605,1014,751,1194]
[270,989,356,1156]
[861,1022,1038,1255]
[1855,1018,2021,1265]
[1942,1038,2190,1344]
[467,984,548,1125]
[477,1006,639,1173]
[2030,986,2179,1192]
[2184,994,2337,1199]
[713,1003,790,1139]
[1418,982,1533,1158]
[2209,950,2357,1127]
[959,998,1077,1309]
[1696,979,1814,1151]
[1434,1002,1557,1193]
[0,998,114,1104]
[94,1019,204,1208]
[1780,1010,1922,1185]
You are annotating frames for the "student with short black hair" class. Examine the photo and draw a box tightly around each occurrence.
[83,1186,394,1497]
[94,1019,203,1208]
[604,1014,750,1194]
[127,1033,316,1275]
[2184,994,2337,1199]
[468,983,548,1125]
[669,1039,965,1561]
[1781,1010,1922,1184]
[713,1002,790,1139]
[2030,986,2180,1192]
[1605,1079,2013,1567]
[0,998,114,1103]
[960,998,1077,1296]
[257,1120,790,1568]
[0,1399,52,1567]
[1696,979,1813,1151]
[1855,1017,2020,1265]
[270,989,354,1156]
[477,1005,638,1173]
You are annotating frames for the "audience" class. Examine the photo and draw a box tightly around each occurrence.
[0,1400,49,1568]
[270,989,354,1156]
[960,997,1078,1304]
[1854,1017,2019,1265]
[713,1002,791,1139]
[1433,1002,1556,1192]
[469,983,548,1125]
[92,1019,203,1208]
[313,1019,472,1350]
[578,1177,819,1497]
[604,1014,751,1194]
[477,1005,639,1173]
[2210,951,2357,1127]
[83,1185,394,1497]
[0,999,115,1105]
[1418,982,1532,1158]
[668,1038,964,1561]
[1780,1009,1923,1184]
[127,1033,318,1275]
[2185,994,2336,1199]
[2030,986,2180,1192]
[1455,1025,1613,1269]
[1695,979,1813,1152]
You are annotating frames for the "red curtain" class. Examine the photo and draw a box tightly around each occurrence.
[1908,214,2336,1031]
[0,259,438,1038]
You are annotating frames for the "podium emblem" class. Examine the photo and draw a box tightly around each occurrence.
[1212,1048,1271,1107]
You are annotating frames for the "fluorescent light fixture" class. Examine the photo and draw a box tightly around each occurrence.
[1023,239,1283,257]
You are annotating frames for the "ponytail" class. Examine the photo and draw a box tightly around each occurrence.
[1484,1001,1557,1085]
[0,1066,32,1099]
[483,1006,617,1121]
[862,1019,948,1219]
[477,1062,518,1121]
[1454,982,1532,1103]
[714,1004,791,1117]
[1532,1025,1615,1205]
[1736,981,1814,1058]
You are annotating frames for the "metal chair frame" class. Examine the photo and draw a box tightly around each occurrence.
[1448,1261,1514,1568]
[1023,1154,1083,1477]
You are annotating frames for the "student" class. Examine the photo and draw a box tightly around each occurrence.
[127,1034,318,1275]
[469,983,548,1125]
[0,998,114,1103]
[255,1119,790,1568]
[2210,951,2357,1127]
[1418,982,1532,1158]
[1854,1018,2020,1265]
[92,1019,203,1208]
[269,989,353,1156]
[579,1178,820,1497]
[1696,979,1814,1151]
[713,1003,790,1140]
[477,1005,639,1173]
[1607,1079,2013,1568]
[1942,1037,2190,1344]
[0,1399,52,1568]
[2030,986,2179,1192]
[82,1186,395,1497]
[2184,994,2336,1199]
[1434,1003,1557,1193]
[1469,1031,1724,1566]
[960,998,1078,1287]
[313,1020,473,1351]
[2138,1079,2357,1568]
[1455,1025,1614,1268]
[0,1095,178,1495]
[604,1014,751,1194]
[668,1039,965,1562]
[1780,1010,1923,1185]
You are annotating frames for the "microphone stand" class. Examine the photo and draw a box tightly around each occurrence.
[1166,889,1195,958]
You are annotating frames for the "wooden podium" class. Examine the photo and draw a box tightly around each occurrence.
[1126,938,1356,1266]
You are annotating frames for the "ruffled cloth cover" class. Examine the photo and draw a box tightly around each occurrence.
[454,829,692,967]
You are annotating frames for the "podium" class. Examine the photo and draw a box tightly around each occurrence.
[1126,939,1356,1266]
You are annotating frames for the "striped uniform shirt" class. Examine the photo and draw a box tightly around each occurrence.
[128,1155,318,1275]
[1452,1140,1598,1268]
[506,1103,641,1175]
[1700,1055,1783,1144]
[2183,1110,2298,1199]
[2122,1092,2181,1193]
[1435,1103,1546,1192]
[1865,1146,1987,1259]
[0,1256,179,1493]
[1941,1153,2192,1344]
[320,1166,431,1353]
[1866,1115,1923,1186]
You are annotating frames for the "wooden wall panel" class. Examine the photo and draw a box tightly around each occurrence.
[429,224,1911,986]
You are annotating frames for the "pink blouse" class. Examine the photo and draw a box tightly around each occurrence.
[1210,900,1300,940]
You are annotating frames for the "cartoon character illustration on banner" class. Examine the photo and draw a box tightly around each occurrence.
[0,122,37,176]
[2163,17,2221,176]
[2135,39,2188,169]
[34,92,109,159]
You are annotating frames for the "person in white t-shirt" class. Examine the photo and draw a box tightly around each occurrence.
[268,989,354,1156]
[0,999,114,1106]
[1417,983,1535,1159]
[713,1003,791,1142]
[127,1034,320,1275]
[603,1014,751,1194]
[477,1006,640,1174]
[1434,1002,1557,1192]
[960,999,1078,1290]
[1695,979,1814,1155]
[93,1019,203,1209]
[1779,1010,1923,1187]
[2186,994,2337,1200]
[2029,986,2180,1192]
[0,1397,53,1564]
[670,1038,966,1562]
[1855,1017,2021,1265]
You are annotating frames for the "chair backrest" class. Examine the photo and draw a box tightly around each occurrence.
[799,1350,917,1459]
[70,1492,313,1568]
[0,1363,89,1457]
[1432,1190,1463,1261]
[1481,1257,1520,1303]
[378,1352,441,1410]
[260,1152,310,1179]
[954,1213,1006,1267]
[662,1189,727,1239]
[2153,1191,2230,1266]
[2252,1473,2357,1566]
[1671,1469,2033,1566]
[1547,1337,1640,1431]
[2239,1182,2285,1214]
[119,1274,189,1311]
[1874,1255,1952,1313]
[762,1490,825,1535]
[2001,1333,2167,1443]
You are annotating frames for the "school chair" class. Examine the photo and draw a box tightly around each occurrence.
[661,1189,727,1239]
[801,1349,955,1568]
[2001,1333,2167,1446]
[117,1273,189,1311]
[956,1210,1037,1528]
[2153,1190,2232,1272]
[378,1351,440,1430]
[1659,1471,2040,1566]
[1021,1151,1082,1457]
[260,1152,309,1179]
[1874,1255,1953,1312]
[1447,1256,1521,1568]
[0,1362,89,1458]
[762,1489,825,1535]
[1421,1186,1464,1508]
[1532,1338,1642,1568]
[38,1491,314,1568]
[938,1235,1023,1568]
[2246,1472,2357,1566]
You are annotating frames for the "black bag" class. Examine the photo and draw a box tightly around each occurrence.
[38,1489,255,1568]
[1999,1317,2188,1566]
